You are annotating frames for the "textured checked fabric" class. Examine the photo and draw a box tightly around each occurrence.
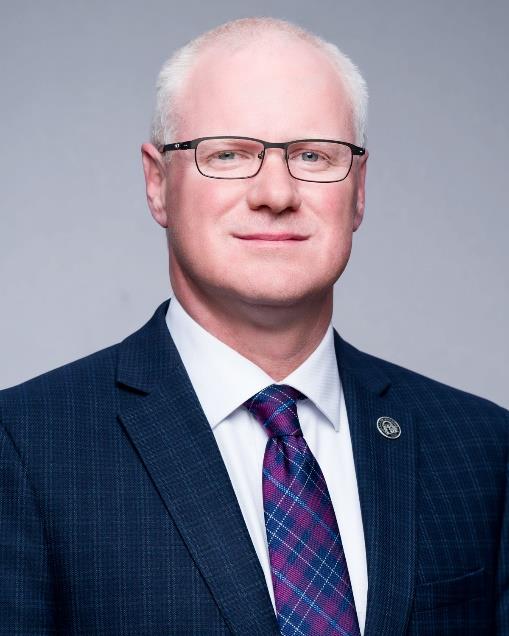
[244,384,360,636]
[1,300,508,634]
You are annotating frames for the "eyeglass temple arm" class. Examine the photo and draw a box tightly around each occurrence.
[161,141,194,153]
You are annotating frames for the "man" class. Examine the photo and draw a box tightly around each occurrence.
[0,17,507,636]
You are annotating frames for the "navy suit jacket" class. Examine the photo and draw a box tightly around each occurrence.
[1,300,508,635]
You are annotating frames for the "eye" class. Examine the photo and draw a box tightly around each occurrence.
[288,147,329,164]
[216,150,237,161]
[301,151,320,162]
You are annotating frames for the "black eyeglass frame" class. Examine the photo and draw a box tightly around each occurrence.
[160,135,366,183]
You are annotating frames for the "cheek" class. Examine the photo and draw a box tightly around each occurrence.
[316,230,353,278]
[311,189,357,267]
[166,173,242,264]
[170,165,244,222]
[313,186,356,235]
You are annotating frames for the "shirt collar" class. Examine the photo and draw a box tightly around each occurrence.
[166,296,341,431]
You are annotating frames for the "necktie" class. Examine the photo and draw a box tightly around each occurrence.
[244,384,360,636]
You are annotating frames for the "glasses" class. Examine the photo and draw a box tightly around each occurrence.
[160,136,365,183]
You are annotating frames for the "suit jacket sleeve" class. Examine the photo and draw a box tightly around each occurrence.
[0,420,55,634]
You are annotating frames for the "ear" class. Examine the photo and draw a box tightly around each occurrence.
[353,149,368,232]
[141,143,169,228]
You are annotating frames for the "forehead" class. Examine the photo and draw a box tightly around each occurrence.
[177,36,353,141]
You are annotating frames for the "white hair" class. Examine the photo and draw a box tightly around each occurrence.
[150,17,368,148]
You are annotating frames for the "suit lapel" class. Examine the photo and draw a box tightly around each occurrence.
[116,301,279,635]
[335,333,417,635]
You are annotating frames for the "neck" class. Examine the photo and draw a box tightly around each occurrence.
[171,278,333,381]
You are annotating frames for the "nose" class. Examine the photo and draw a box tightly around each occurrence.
[245,148,302,214]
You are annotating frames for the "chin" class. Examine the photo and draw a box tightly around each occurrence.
[226,277,324,308]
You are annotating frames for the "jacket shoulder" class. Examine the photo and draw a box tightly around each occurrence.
[0,343,122,422]
[0,300,171,428]
[339,337,509,426]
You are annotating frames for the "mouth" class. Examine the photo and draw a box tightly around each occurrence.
[234,233,309,242]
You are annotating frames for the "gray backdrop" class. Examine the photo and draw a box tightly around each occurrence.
[1,0,507,408]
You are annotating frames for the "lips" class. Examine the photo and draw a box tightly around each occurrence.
[235,233,308,241]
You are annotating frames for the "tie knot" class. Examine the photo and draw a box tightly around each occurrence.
[243,384,306,438]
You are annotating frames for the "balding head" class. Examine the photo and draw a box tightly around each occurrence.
[150,17,368,148]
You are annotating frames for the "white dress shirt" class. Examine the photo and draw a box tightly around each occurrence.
[166,296,368,633]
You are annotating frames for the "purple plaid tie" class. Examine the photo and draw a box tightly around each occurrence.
[244,384,360,636]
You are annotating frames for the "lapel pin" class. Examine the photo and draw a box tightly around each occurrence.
[376,416,401,439]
